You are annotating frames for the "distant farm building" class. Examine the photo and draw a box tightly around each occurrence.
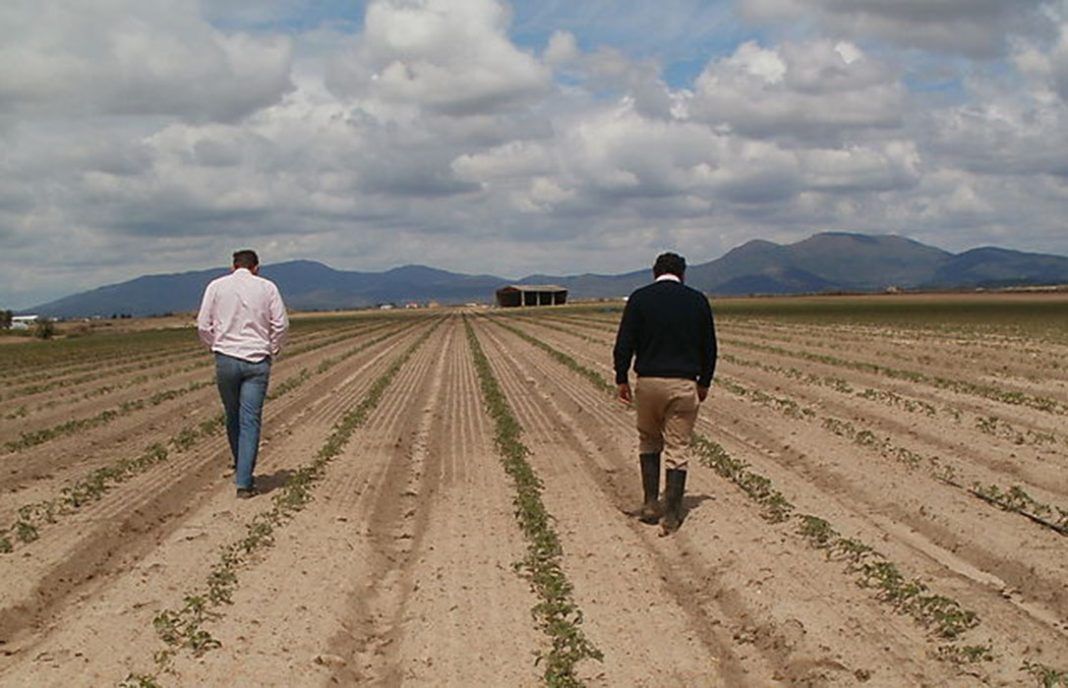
[495,285,568,308]
[11,315,39,330]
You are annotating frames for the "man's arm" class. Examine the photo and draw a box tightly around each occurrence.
[196,282,216,349]
[613,297,638,403]
[696,296,717,400]
[267,285,289,357]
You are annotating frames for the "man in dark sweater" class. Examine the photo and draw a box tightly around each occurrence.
[613,252,717,534]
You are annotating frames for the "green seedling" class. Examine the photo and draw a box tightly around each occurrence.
[1023,660,1068,687]
[466,317,602,686]
[125,317,441,684]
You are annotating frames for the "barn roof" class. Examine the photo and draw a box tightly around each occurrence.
[496,284,568,293]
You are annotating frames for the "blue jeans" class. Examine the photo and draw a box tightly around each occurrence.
[215,353,271,490]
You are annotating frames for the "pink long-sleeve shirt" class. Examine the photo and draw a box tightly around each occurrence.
[196,268,289,363]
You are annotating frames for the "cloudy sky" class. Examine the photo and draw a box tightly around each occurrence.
[3,0,1068,307]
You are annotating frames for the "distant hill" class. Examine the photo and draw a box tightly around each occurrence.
[525,233,1068,297]
[30,261,507,318]
[27,232,1068,317]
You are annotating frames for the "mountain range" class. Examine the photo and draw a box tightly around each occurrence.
[26,233,1068,317]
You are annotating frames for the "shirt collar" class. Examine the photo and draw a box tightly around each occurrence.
[655,274,681,284]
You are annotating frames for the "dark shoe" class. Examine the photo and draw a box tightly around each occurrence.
[660,469,687,535]
[236,486,258,499]
[638,453,661,524]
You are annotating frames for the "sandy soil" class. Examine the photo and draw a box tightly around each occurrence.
[0,307,1065,687]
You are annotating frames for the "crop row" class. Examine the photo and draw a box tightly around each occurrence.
[3,316,393,440]
[693,436,980,641]
[1,318,374,405]
[721,352,1066,450]
[720,336,1068,416]
[3,339,200,388]
[2,319,399,453]
[0,327,199,375]
[482,316,1068,684]
[542,309,1068,384]
[465,317,602,687]
[2,347,205,402]
[120,318,441,687]
[3,357,211,422]
[0,313,375,377]
[718,375,1068,536]
[502,315,1067,460]
[523,313,1068,529]
[0,322,415,554]
[3,379,215,453]
[542,303,1068,420]
[506,313,1066,454]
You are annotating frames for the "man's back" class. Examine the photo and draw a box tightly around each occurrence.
[197,268,288,363]
[613,280,716,387]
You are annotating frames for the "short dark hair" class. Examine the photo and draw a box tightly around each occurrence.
[653,252,685,278]
[233,250,259,269]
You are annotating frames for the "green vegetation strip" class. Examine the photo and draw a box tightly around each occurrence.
[718,375,1068,537]
[499,314,1068,536]
[694,438,982,643]
[0,328,198,377]
[721,336,1067,416]
[4,343,199,390]
[492,318,1007,662]
[0,324,410,554]
[1023,660,1068,687]
[1,318,372,402]
[464,317,602,687]
[518,312,1068,420]
[487,316,613,394]
[3,380,215,452]
[120,319,440,688]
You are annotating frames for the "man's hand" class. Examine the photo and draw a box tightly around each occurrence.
[617,383,632,404]
[697,385,709,402]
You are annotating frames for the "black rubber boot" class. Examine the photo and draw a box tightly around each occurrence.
[660,468,687,535]
[638,453,661,524]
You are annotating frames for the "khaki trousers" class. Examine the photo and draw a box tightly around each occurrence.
[635,377,699,471]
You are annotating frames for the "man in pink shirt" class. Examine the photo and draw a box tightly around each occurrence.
[197,250,289,498]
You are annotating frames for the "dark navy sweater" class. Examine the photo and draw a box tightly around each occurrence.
[612,279,717,387]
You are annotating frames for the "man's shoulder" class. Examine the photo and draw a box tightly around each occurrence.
[681,283,708,300]
[257,275,282,293]
[205,273,232,290]
[629,282,667,299]
[630,281,702,298]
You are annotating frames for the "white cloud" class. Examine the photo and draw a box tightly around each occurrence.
[0,0,294,123]
[544,30,580,67]
[691,40,904,142]
[325,0,550,116]
[1,0,1068,308]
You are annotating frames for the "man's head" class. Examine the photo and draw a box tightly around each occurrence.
[653,252,686,280]
[233,249,259,273]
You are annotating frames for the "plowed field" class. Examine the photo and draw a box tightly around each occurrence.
[0,298,1065,687]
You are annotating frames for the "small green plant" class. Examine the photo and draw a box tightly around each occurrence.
[494,318,986,658]
[1,323,415,556]
[119,674,165,688]
[971,484,1068,535]
[466,317,602,685]
[797,515,837,547]
[124,317,442,684]
[937,643,992,664]
[1023,660,1068,687]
